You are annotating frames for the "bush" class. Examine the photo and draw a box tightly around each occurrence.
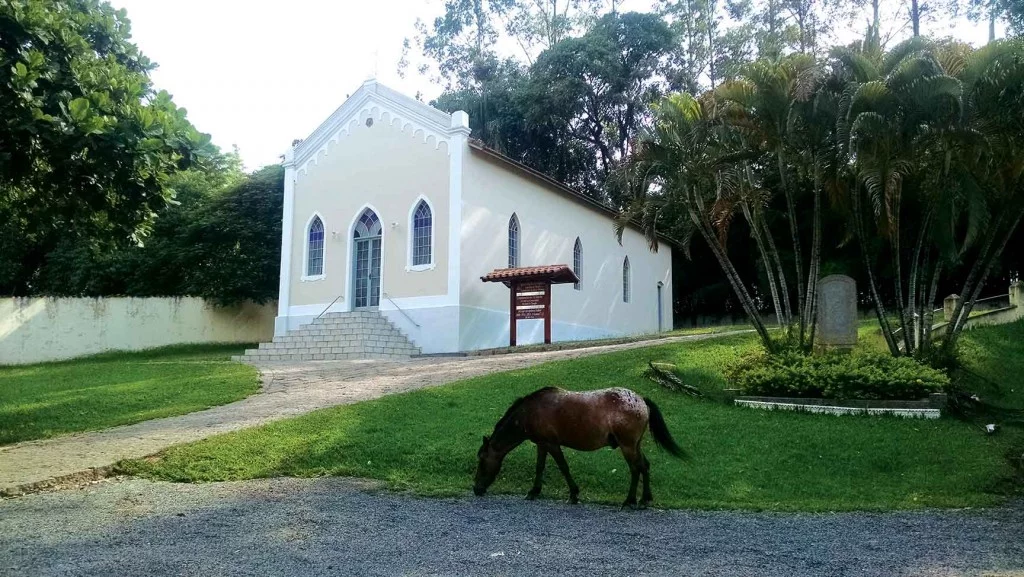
[726,350,950,400]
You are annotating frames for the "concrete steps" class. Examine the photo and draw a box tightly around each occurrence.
[234,310,420,362]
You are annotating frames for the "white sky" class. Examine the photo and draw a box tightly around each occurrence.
[108,0,1000,170]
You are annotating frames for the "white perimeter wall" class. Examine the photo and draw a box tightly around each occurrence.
[459,150,673,350]
[0,297,275,365]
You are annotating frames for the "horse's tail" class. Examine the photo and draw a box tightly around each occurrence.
[643,397,689,460]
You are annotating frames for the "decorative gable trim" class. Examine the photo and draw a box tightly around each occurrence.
[292,80,469,176]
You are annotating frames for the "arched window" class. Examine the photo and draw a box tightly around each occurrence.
[508,213,520,268]
[411,200,432,266]
[622,256,631,303]
[573,237,582,291]
[354,208,382,238]
[306,216,325,277]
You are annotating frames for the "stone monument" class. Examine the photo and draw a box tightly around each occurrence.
[816,274,857,348]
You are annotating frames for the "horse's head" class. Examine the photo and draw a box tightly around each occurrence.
[473,435,503,496]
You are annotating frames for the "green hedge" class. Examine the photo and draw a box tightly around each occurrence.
[726,350,950,400]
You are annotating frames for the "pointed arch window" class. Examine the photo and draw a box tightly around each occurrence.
[411,200,433,266]
[573,237,582,291]
[306,216,325,277]
[354,208,382,238]
[508,213,520,268]
[622,256,631,303]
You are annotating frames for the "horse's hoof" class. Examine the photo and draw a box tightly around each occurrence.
[569,495,580,505]
[621,500,638,510]
[525,491,539,501]
[638,500,650,510]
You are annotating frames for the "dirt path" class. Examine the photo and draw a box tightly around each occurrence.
[2,477,1021,577]
[0,331,744,495]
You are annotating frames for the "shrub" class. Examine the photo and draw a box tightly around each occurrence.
[726,350,950,400]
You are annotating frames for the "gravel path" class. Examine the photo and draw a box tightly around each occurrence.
[1,477,1021,577]
[0,331,744,495]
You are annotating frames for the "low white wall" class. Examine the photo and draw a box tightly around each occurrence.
[0,297,276,365]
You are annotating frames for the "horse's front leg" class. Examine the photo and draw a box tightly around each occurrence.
[526,444,547,500]
[548,445,580,504]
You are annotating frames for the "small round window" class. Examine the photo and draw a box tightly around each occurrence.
[365,117,374,128]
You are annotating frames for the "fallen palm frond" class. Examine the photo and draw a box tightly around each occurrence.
[644,362,703,397]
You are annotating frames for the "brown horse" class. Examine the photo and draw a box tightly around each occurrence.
[473,386,688,509]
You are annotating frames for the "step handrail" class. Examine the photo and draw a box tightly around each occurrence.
[315,294,345,321]
[382,292,421,328]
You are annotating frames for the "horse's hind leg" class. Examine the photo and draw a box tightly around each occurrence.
[620,443,642,510]
[639,451,652,508]
[526,444,547,500]
[548,445,580,504]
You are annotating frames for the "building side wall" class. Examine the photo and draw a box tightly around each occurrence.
[458,151,673,350]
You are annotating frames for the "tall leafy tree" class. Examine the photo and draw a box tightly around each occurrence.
[527,11,675,202]
[0,0,215,295]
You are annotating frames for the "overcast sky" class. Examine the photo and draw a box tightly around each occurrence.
[108,0,1000,170]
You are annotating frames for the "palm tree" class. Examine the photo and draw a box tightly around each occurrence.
[941,39,1024,352]
[616,93,777,351]
[715,54,820,346]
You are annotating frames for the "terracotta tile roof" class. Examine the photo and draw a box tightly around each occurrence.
[480,265,579,285]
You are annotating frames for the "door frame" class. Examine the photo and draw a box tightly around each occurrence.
[352,235,382,309]
[346,204,385,312]
[657,281,664,332]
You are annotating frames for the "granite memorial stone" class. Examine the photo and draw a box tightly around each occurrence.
[817,274,857,348]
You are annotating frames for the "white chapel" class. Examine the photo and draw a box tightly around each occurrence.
[269,80,673,356]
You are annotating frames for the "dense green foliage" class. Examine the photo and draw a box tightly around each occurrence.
[0,1,282,305]
[23,164,284,305]
[0,343,259,445]
[420,2,1024,325]
[0,0,217,294]
[118,331,1022,511]
[620,37,1024,359]
[727,349,950,400]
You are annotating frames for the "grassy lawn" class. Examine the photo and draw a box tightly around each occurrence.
[119,325,1024,512]
[0,344,261,445]
[958,320,1024,410]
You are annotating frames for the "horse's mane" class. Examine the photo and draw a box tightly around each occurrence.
[493,386,558,434]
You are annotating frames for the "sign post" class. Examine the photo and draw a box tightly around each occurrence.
[479,265,578,349]
[511,281,551,346]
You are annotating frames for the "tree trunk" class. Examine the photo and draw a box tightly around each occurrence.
[906,211,930,353]
[944,211,1006,344]
[911,0,921,37]
[805,163,823,349]
[744,205,785,327]
[761,216,793,327]
[707,0,718,90]
[853,186,901,356]
[912,244,930,352]
[690,209,775,350]
[777,146,805,343]
[888,185,913,354]
[989,11,996,43]
[921,260,942,354]
[947,210,1023,349]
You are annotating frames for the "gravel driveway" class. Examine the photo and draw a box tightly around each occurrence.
[2,477,1021,577]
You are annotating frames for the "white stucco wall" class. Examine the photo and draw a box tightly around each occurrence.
[275,82,471,354]
[459,150,673,349]
[0,297,275,365]
[288,108,451,311]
